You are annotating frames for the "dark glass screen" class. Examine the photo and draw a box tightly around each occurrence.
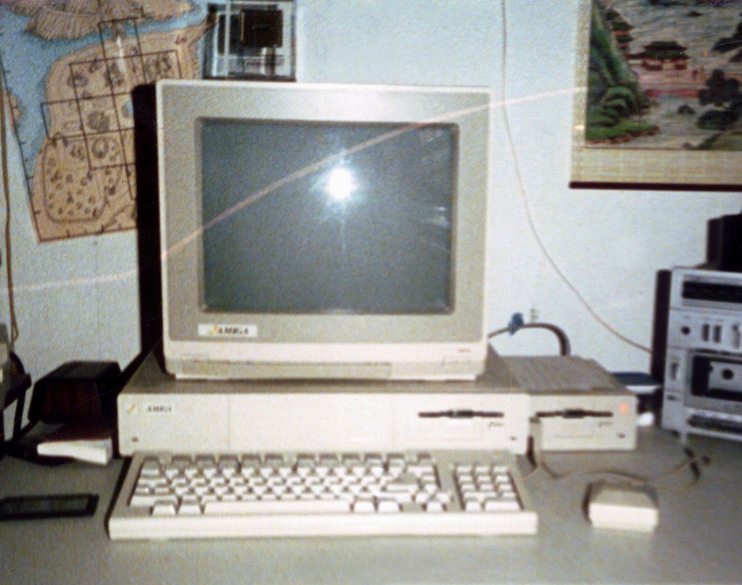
[200,120,457,314]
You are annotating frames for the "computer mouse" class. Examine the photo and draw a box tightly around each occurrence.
[587,481,659,532]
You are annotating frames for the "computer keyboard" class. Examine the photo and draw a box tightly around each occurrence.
[108,450,537,539]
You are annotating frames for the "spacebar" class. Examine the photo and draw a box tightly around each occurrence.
[204,499,352,515]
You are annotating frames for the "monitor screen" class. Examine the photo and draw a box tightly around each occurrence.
[200,120,456,315]
[157,80,491,381]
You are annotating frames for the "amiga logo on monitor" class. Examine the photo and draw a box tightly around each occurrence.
[156,80,493,381]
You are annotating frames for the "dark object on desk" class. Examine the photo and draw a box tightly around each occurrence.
[709,209,742,272]
[6,361,121,466]
[30,361,121,424]
[1,351,33,459]
[0,493,98,521]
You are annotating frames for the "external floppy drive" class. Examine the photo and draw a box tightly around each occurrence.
[505,356,637,451]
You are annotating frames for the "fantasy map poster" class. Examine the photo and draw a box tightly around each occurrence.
[0,1,208,241]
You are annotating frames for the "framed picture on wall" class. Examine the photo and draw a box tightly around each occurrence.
[572,0,742,188]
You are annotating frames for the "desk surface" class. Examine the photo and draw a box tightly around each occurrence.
[1,428,741,585]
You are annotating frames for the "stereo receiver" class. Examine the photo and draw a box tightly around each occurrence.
[662,268,742,442]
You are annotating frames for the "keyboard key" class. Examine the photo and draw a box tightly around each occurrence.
[204,499,351,515]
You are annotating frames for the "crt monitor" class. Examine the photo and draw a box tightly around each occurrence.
[156,79,492,381]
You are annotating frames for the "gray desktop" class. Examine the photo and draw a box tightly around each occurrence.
[2,427,741,584]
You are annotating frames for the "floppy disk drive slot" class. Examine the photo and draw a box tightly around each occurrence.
[535,409,613,419]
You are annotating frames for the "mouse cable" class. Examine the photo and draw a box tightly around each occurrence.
[525,434,708,493]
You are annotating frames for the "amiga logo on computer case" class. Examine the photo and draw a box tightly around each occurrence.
[121,401,173,415]
[198,324,258,338]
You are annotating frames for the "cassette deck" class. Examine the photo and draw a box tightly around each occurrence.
[662,268,742,442]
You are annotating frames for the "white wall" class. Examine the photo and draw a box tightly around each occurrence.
[0,121,141,380]
[1,0,741,381]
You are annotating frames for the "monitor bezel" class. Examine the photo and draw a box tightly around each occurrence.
[157,79,492,380]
